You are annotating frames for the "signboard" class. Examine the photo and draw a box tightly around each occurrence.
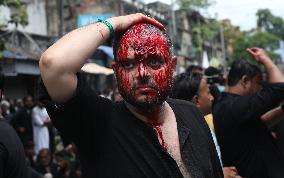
[77,14,113,27]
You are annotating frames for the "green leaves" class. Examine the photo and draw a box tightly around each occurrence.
[0,0,28,58]
[1,0,28,27]
[257,9,284,40]
[228,9,284,64]
[177,0,213,11]
[191,20,221,53]
[230,31,281,64]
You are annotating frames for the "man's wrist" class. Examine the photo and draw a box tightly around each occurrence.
[261,56,271,62]
[97,19,114,36]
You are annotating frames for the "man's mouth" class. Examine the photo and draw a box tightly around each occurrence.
[135,86,156,94]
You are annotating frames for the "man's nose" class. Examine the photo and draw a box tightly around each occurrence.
[138,63,149,78]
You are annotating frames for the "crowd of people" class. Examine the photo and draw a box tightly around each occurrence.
[0,95,83,178]
[1,13,284,178]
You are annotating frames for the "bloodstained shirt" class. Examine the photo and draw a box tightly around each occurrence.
[41,75,223,178]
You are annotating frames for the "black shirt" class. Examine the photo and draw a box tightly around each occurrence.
[213,84,284,178]
[0,120,30,178]
[10,107,33,145]
[42,76,223,178]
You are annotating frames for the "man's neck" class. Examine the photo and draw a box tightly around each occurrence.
[227,85,245,96]
[125,101,168,124]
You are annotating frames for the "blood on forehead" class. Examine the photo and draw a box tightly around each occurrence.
[115,23,170,62]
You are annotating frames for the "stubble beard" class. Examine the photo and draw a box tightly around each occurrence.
[119,85,171,113]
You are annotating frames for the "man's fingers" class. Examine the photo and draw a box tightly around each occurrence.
[228,166,238,172]
[224,166,238,172]
[142,15,165,30]
[111,13,166,33]
[127,13,165,31]
[246,48,254,54]
[247,48,258,55]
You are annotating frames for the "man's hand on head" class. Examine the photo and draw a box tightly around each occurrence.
[108,13,165,33]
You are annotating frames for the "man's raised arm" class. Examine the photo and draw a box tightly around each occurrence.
[39,13,165,103]
[247,47,284,83]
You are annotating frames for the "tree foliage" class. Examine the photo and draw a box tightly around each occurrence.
[191,20,221,52]
[177,0,213,11]
[0,0,28,57]
[228,9,283,64]
[0,0,28,27]
[176,0,218,59]
[230,31,280,64]
[256,9,284,40]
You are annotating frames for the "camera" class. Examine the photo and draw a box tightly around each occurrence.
[206,75,221,85]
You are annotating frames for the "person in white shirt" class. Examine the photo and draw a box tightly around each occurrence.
[32,100,51,154]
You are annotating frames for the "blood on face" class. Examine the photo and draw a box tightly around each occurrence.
[113,23,174,109]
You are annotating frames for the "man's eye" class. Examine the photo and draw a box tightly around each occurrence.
[149,60,159,66]
[148,58,164,68]
[121,62,135,69]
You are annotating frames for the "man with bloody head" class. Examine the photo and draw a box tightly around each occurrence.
[40,14,223,178]
[113,23,175,111]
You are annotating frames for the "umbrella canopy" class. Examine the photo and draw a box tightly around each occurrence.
[81,63,114,75]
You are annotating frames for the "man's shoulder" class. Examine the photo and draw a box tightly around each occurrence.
[214,92,238,107]
[0,121,20,143]
[167,98,198,109]
[213,92,246,124]
[0,121,14,132]
[168,99,211,139]
[167,98,204,120]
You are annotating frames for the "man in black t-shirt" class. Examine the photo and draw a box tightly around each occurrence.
[171,72,242,178]
[213,48,284,178]
[10,95,34,146]
[40,14,223,178]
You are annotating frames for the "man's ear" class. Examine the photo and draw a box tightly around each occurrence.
[171,56,177,71]
[192,95,199,106]
[240,75,249,88]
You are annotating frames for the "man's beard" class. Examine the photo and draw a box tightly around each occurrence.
[119,83,171,112]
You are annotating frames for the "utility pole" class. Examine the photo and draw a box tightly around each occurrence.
[117,0,124,16]
[171,0,177,55]
[219,25,226,63]
[58,0,64,37]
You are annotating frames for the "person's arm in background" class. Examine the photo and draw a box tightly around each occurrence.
[39,13,164,103]
[31,108,44,127]
[261,104,284,127]
[247,47,284,83]
[247,48,284,125]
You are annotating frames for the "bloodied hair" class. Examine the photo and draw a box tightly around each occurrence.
[112,23,173,60]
